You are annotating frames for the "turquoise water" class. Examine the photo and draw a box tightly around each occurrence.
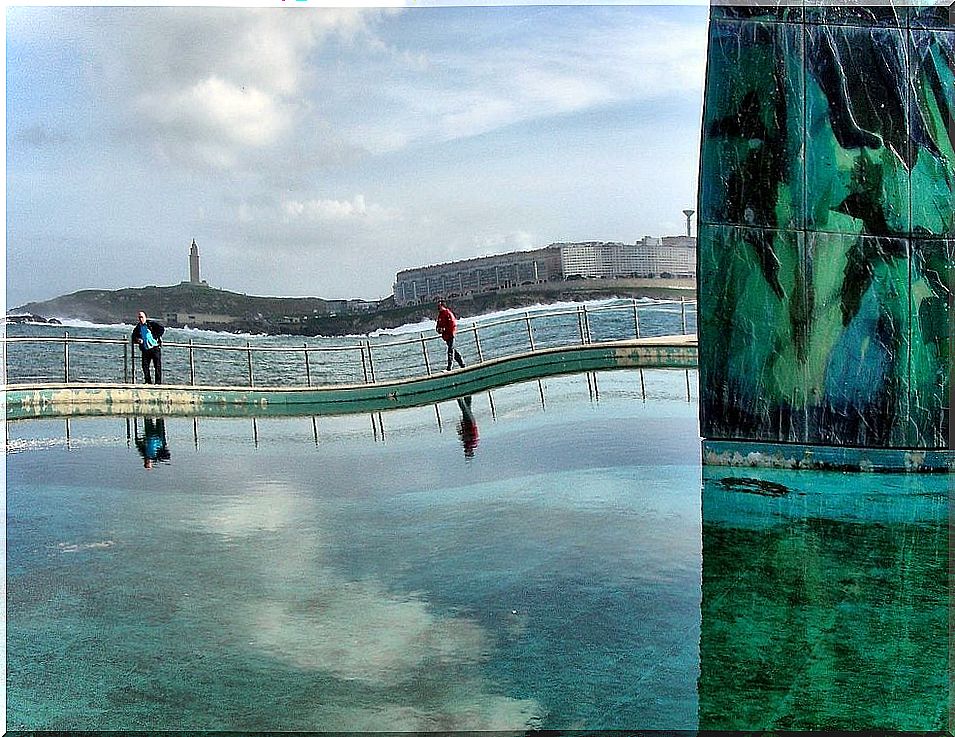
[6,369,951,731]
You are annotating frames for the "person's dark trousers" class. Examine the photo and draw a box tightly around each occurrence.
[443,336,465,371]
[141,347,162,384]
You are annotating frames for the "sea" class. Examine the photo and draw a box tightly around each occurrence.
[5,296,698,387]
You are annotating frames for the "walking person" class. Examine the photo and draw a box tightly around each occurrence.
[436,299,466,371]
[131,311,165,384]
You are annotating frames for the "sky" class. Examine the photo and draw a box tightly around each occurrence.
[6,3,709,307]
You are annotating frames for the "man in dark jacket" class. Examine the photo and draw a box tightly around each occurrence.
[131,311,165,384]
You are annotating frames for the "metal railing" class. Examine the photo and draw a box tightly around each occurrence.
[4,298,697,388]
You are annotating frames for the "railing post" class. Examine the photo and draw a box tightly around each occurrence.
[680,296,688,335]
[577,306,586,345]
[420,332,432,376]
[365,340,377,383]
[304,343,312,387]
[189,339,196,385]
[63,331,70,383]
[123,342,129,383]
[525,312,536,351]
[472,324,484,363]
[583,305,592,344]
[360,344,369,383]
[247,341,255,387]
[632,298,642,339]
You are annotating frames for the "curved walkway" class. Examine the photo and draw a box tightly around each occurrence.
[6,336,697,420]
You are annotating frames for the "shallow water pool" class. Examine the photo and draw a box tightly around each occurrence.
[6,369,950,731]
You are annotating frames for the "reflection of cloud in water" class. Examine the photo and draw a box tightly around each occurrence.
[312,697,541,732]
[250,584,485,682]
[182,480,544,729]
[246,583,543,729]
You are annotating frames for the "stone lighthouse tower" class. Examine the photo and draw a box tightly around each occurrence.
[189,238,201,284]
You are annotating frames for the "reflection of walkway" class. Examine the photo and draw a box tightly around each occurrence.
[30,370,699,451]
[134,417,170,469]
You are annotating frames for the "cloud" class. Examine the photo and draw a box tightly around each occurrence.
[54,7,392,173]
[474,230,536,256]
[137,77,286,149]
[14,125,66,148]
[282,194,400,223]
[346,8,708,152]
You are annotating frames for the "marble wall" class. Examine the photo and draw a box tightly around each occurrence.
[698,4,953,449]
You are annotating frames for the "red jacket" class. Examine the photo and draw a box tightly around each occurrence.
[436,305,457,340]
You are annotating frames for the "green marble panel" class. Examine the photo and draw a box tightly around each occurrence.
[699,224,808,443]
[700,6,953,453]
[805,233,911,447]
[698,471,948,730]
[909,29,955,236]
[909,239,954,446]
[805,24,911,236]
[700,20,805,230]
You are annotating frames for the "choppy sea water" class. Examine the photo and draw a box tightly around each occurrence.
[6,369,951,731]
[5,297,698,386]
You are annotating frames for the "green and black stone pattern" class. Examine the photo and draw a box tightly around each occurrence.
[698,5,953,449]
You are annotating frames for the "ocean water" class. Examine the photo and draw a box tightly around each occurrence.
[5,297,698,386]
[7,369,951,731]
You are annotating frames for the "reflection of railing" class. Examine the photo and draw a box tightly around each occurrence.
[5,298,697,388]
[30,368,697,452]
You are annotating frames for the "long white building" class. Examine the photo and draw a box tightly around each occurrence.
[394,246,562,306]
[393,237,696,306]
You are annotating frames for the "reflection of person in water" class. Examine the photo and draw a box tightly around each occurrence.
[135,417,171,469]
[456,396,479,459]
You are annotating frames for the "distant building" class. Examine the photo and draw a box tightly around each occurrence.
[394,246,562,306]
[187,239,208,286]
[560,236,696,280]
[164,312,235,327]
[393,237,696,306]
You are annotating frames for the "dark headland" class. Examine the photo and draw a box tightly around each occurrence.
[12,278,695,336]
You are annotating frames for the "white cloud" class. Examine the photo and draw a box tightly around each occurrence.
[283,194,400,222]
[65,7,391,173]
[137,76,287,150]
[474,230,536,256]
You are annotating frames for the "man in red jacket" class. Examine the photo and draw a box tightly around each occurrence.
[435,300,466,371]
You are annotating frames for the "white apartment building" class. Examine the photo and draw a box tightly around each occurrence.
[559,237,696,279]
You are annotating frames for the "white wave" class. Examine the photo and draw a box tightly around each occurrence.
[166,324,266,340]
[368,296,671,337]
[17,295,690,341]
[54,318,134,330]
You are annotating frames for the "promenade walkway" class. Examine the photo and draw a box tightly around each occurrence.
[7,334,697,420]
